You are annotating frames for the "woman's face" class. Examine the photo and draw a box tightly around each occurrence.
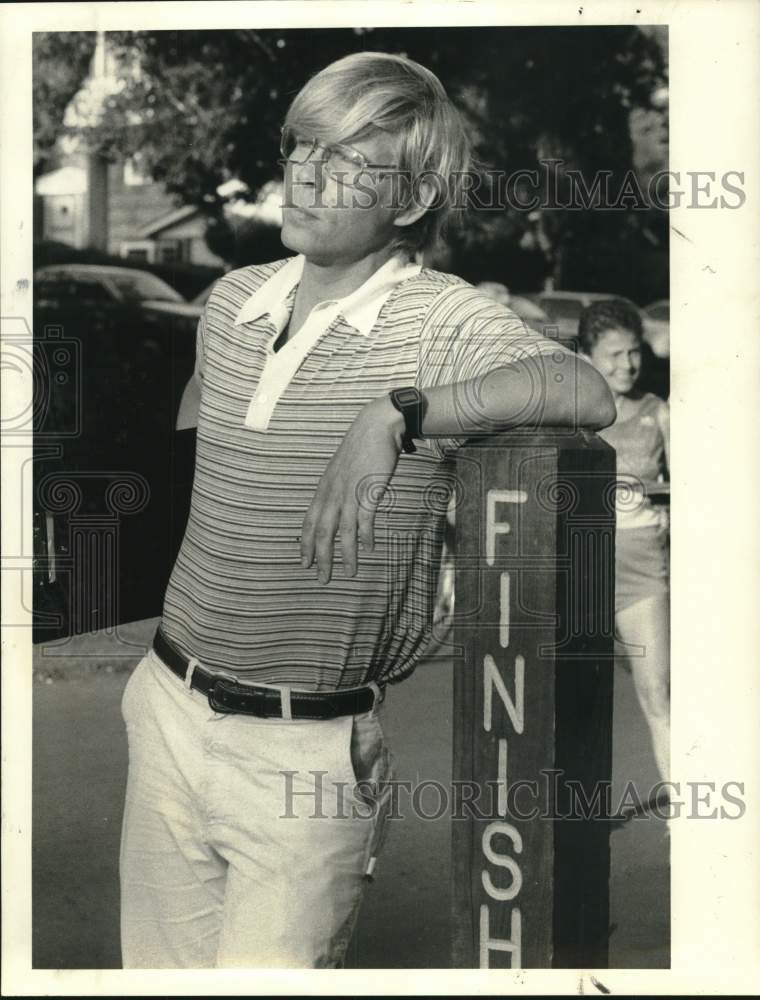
[588,327,642,396]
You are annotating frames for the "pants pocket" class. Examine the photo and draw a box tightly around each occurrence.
[120,653,150,726]
[345,712,394,809]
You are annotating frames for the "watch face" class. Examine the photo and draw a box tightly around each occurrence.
[394,387,421,407]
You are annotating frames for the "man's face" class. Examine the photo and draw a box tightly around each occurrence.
[280,128,408,265]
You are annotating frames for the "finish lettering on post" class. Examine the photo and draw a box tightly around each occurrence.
[452,435,615,970]
[486,489,527,566]
[480,491,527,968]
[480,903,522,969]
[482,821,523,900]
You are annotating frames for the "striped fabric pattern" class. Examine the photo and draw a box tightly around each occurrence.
[160,261,570,688]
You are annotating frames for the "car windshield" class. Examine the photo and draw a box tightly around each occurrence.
[108,272,185,304]
[542,297,584,321]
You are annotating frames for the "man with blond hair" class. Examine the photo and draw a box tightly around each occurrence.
[119,51,614,968]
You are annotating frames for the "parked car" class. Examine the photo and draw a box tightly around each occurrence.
[35,264,203,330]
[464,282,557,340]
[642,299,669,323]
[529,291,637,341]
[642,299,670,359]
[531,289,669,354]
[507,295,554,335]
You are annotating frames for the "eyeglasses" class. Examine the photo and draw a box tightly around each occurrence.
[279,125,397,186]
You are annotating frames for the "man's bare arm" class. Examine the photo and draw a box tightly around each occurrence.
[299,354,615,583]
[416,352,616,439]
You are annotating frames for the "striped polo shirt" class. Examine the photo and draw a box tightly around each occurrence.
[160,255,569,689]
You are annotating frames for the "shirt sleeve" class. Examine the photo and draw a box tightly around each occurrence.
[416,284,572,459]
[193,308,207,385]
[175,307,207,431]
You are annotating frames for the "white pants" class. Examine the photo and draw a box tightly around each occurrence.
[119,650,394,968]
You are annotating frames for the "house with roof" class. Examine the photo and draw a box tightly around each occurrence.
[34,150,225,265]
[34,32,280,270]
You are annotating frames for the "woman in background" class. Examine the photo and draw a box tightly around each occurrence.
[579,299,670,785]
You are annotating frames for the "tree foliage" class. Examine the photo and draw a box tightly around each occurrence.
[41,26,669,296]
[33,32,97,173]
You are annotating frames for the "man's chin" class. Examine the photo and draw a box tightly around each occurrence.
[282,230,350,266]
[281,216,331,252]
[280,223,311,255]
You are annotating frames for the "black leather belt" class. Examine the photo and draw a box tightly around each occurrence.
[151,626,381,720]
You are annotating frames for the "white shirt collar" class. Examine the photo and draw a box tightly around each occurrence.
[233,253,421,336]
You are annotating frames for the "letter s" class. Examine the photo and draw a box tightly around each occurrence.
[720,781,746,819]
[481,821,523,901]
[720,171,746,209]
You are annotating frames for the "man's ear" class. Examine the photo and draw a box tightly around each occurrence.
[392,178,441,229]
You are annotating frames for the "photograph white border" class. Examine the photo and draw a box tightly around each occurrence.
[2,1,759,994]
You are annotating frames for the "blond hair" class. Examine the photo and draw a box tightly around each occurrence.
[284,51,471,255]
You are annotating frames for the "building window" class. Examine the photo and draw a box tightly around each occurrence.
[120,240,155,263]
[156,239,189,264]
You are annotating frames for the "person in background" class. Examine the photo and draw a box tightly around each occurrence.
[578,299,670,785]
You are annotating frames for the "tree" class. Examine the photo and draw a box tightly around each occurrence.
[61,26,669,294]
[33,32,97,174]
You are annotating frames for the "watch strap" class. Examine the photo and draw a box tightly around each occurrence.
[389,387,427,454]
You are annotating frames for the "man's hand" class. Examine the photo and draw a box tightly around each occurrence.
[300,396,406,583]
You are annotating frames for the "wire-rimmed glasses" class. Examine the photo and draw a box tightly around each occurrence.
[280,125,397,186]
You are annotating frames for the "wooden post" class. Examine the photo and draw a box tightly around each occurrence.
[451,430,616,969]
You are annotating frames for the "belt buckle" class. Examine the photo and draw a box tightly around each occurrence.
[207,669,249,714]
[214,669,242,688]
[207,673,282,718]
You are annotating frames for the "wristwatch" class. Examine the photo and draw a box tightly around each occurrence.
[389,387,428,454]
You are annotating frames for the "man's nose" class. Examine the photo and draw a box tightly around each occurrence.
[290,156,326,201]
[292,149,326,184]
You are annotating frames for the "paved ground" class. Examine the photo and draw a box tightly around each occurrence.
[32,619,668,969]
